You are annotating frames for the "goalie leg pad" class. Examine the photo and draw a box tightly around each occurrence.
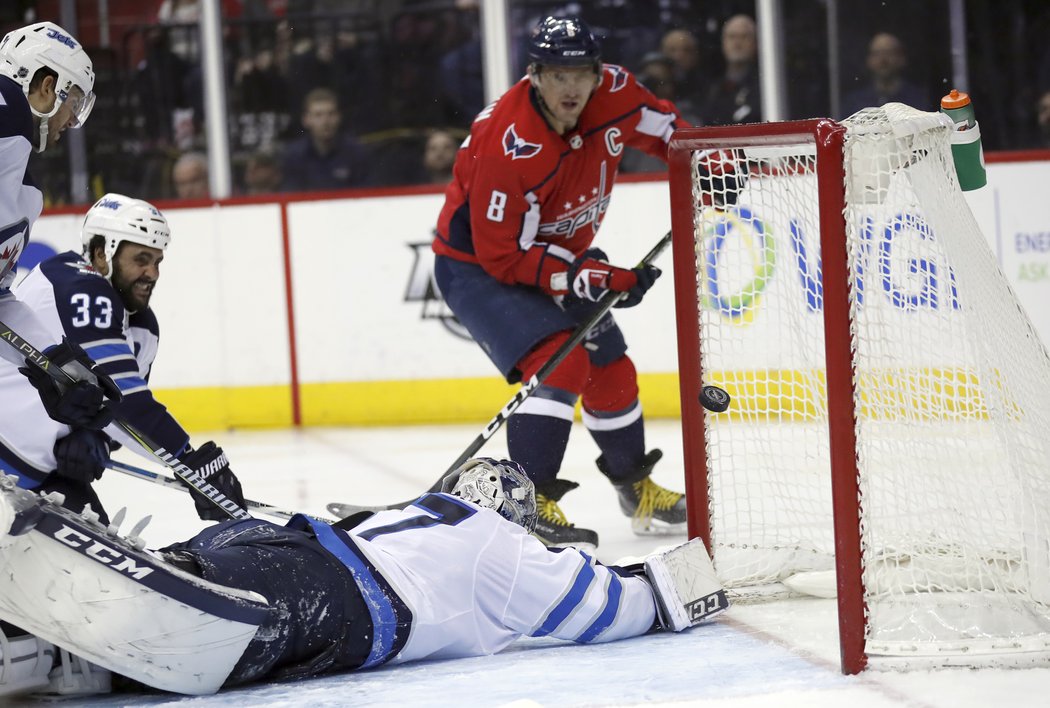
[644,538,729,631]
[0,473,269,696]
[0,625,54,697]
[47,649,112,696]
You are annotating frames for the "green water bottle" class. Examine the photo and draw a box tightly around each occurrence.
[940,89,987,191]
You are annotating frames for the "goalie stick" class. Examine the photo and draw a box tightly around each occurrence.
[0,321,250,521]
[104,458,335,523]
[326,231,673,518]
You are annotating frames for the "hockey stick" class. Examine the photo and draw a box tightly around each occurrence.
[327,230,674,517]
[104,458,335,523]
[0,322,250,520]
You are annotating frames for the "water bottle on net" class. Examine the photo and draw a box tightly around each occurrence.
[940,89,987,191]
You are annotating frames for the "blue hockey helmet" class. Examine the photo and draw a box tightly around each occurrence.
[527,16,601,71]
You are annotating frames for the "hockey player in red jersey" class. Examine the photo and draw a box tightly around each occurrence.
[433,16,691,548]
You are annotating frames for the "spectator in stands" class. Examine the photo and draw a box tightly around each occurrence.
[155,0,202,62]
[1036,91,1050,148]
[621,52,700,174]
[242,151,282,195]
[439,0,485,124]
[419,128,459,185]
[841,32,929,118]
[172,151,210,200]
[281,88,371,192]
[702,14,761,125]
[659,28,705,113]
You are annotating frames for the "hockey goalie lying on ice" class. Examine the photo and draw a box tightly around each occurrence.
[0,458,727,697]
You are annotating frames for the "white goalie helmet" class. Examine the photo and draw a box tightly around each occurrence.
[443,458,537,532]
[81,194,171,276]
[0,22,96,152]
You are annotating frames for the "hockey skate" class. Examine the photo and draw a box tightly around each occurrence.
[644,538,729,631]
[532,479,599,552]
[0,472,269,696]
[600,450,688,535]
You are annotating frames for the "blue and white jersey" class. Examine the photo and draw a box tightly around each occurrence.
[0,75,40,292]
[0,75,52,366]
[302,493,657,667]
[0,251,189,486]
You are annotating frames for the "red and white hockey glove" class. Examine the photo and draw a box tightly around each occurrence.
[564,248,661,309]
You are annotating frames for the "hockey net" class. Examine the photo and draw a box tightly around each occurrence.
[668,104,1050,673]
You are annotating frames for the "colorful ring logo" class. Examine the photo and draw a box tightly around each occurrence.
[700,206,776,323]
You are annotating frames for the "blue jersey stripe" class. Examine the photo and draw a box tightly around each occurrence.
[310,520,400,668]
[112,374,148,392]
[84,341,133,362]
[533,555,596,637]
[576,571,624,642]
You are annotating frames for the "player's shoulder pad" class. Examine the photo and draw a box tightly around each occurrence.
[42,252,129,329]
[474,81,555,165]
[41,251,112,294]
[0,77,33,142]
[129,306,159,337]
[597,63,636,95]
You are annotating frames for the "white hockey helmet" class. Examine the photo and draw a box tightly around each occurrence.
[81,194,171,277]
[442,458,537,532]
[0,22,95,152]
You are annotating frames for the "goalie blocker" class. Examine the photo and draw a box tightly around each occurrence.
[0,462,727,696]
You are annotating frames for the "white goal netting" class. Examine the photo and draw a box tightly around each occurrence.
[682,104,1050,667]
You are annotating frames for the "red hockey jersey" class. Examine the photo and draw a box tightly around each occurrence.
[433,65,688,295]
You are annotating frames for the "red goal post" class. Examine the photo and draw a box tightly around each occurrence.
[667,108,1050,674]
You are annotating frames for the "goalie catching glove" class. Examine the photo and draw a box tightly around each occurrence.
[563,248,661,309]
[177,442,247,521]
[18,338,122,430]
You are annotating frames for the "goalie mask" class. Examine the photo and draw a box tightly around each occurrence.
[0,22,96,153]
[443,458,537,532]
[81,193,171,281]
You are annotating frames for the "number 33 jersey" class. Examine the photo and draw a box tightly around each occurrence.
[0,251,189,485]
[433,66,688,293]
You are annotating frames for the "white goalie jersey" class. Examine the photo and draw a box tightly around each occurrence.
[334,493,659,663]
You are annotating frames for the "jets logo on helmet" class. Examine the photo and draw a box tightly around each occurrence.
[44,27,78,50]
[81,193,171,281]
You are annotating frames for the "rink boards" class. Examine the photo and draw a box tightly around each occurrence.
[21,156,1050,430]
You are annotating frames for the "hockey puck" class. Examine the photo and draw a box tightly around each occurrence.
[699,385,730,413]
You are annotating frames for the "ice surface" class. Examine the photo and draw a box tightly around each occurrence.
[13,420,1050,707]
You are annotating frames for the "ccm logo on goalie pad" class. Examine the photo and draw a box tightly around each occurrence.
[53,525,154,579]
[687,590,729,624]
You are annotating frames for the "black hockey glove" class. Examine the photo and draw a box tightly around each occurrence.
[53,429,112,484]
[615,263,661,308]
[19,338,122,430]
[696,150,749,208]
[178,442,247,521]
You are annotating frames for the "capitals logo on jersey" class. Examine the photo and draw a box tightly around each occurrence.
[603,64,629,92]
[503,124,542,160]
